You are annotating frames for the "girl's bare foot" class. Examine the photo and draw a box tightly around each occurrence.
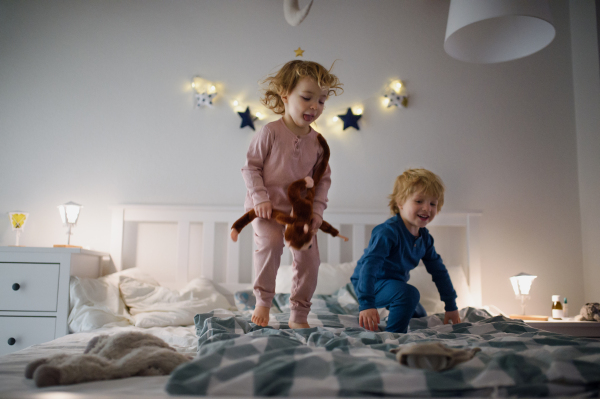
[251,306,270,327]
[288,321,310,329]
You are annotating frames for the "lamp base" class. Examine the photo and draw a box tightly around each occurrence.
[509,314,548,321]
[53,244,82,248]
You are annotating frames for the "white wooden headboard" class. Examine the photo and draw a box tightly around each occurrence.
[109,205,482,307]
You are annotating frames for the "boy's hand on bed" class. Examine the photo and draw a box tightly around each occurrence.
[255,202,272,219]
[444,310,461,325]
[359,308,380,331]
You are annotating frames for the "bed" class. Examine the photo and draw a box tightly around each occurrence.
[1,205,599,398]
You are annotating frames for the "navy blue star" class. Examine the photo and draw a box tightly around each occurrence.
[337,108,362,130]
[238,106,257,131]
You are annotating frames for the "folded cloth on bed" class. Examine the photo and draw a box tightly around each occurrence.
[25,332,192,387]
[390,341,480,371]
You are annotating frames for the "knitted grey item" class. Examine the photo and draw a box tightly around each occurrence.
[576,302,600,322]
[390,341,481,371]
[25,331,192,387]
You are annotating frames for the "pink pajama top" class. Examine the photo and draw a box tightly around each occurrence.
[242,118,331,217]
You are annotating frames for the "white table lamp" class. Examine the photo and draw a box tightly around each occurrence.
[510,272,537,315]
[55,201,82,248]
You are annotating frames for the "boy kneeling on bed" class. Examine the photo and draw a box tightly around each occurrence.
[351,168,461,333]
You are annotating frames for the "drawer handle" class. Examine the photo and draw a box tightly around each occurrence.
[12,283,20,291]
[8,338,16,346]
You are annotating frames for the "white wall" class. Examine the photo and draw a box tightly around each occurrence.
[570,0,600,305]
[0,0,585,316]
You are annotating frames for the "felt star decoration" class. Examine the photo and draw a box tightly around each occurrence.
[337,108,362,130]
[238,106,257,131]
[195,92,217,108]
[384,92,408,108]
[294,47,304,57]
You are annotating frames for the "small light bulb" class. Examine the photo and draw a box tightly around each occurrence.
[394,81,402,91]
[332,116,339,122]
[382,98,390,107]
[191,82,195,88]
[233,100,239,106]
[256,112,262,119]
[354,108,363,115]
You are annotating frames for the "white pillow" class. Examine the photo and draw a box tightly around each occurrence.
[276,261,356,295]
[119,276,232,328]
[408,264,473,315]
[68,268,162,332]
[68,278,130,333]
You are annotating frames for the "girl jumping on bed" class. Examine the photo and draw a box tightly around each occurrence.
[351,168,461,333]
[239,60,343,329]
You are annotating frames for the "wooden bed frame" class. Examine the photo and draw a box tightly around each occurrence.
[109,205,482,307]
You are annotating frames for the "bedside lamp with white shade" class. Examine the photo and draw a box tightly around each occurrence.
[54,201,82,248]
[509,272,547,321]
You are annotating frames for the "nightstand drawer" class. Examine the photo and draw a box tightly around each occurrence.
[0,316,56,356]
[0,263,60,311]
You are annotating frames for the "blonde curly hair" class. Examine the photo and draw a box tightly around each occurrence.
[388,169,445,215]
[261,60,343,115]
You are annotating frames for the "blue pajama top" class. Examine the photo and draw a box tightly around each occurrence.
[351,214,458,312]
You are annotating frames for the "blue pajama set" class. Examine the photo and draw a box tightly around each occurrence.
[351,214,457,333]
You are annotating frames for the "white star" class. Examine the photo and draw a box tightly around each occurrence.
[195,92,218,108]
[384,92,408,108]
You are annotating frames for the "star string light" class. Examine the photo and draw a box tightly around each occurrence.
[238,106,258,131]
[195,92,218,108]
[294,47,305,57]
[336,107,362,130]
[382,80,408,108]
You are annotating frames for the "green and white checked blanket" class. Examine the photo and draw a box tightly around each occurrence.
[166,308,600,397]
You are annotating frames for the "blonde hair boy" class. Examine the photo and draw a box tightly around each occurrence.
[388,168,445,215]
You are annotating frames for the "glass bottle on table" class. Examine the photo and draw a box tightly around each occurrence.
[551,295,563,320]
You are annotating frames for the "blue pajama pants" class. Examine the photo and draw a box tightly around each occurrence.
[359,279,426,333]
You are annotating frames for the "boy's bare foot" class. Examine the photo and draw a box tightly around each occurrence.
[288,321,310,329]
[251,306,270,327]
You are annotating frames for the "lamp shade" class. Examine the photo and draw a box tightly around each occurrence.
[510,272,537,296]
[444,0,555,63]
[58,202,82,225]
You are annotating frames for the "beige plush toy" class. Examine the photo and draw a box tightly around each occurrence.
[230,133,348,250]
[25,332,192,387]
[576,302,600,322]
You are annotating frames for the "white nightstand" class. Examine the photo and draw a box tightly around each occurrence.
[0,247,110,355]
[524,319,600,338]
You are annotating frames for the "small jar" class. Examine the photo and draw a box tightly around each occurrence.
[551,295,563,320]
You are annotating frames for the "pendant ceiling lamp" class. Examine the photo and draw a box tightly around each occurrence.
[444,0,555,64]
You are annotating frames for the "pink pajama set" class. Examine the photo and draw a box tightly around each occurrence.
[242,118,331,324]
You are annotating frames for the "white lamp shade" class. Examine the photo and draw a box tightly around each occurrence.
[444,0,555,63]
[58,202,82,225]
[510,272,537,296]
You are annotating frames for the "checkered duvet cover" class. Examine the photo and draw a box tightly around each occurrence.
[166,307,600,397]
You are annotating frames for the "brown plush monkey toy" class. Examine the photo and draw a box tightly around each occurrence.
[230,133,348,250]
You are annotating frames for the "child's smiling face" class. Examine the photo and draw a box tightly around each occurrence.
[281,76,328,136]
[398,190,439,236]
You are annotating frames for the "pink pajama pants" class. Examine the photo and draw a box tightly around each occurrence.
[251,217,321,324]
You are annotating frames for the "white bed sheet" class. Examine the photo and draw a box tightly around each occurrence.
[0,325,197,397]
